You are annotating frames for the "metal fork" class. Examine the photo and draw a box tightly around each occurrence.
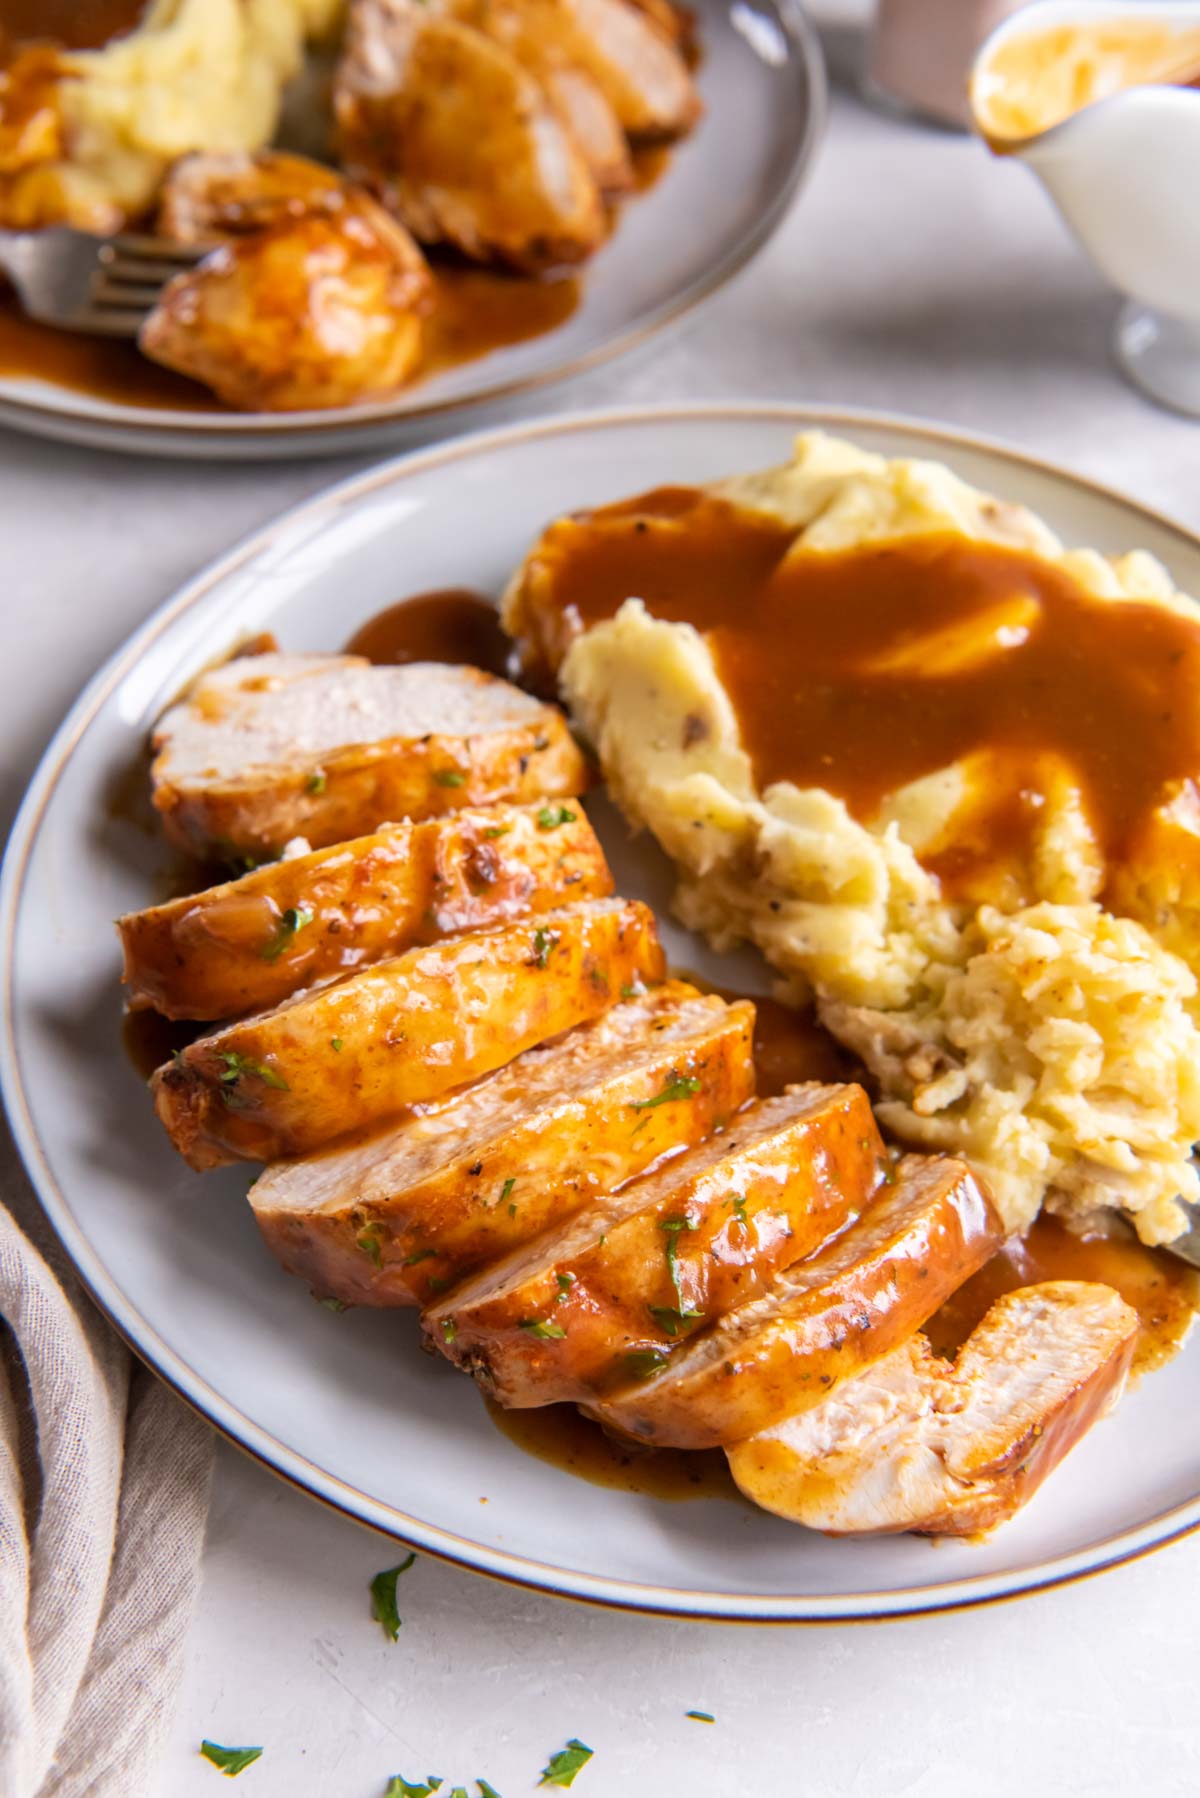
[0,227,208,338]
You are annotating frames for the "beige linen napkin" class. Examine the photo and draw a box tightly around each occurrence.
[0,1124,214,1798]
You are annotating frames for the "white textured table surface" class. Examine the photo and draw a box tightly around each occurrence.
[5,24,1200,1798]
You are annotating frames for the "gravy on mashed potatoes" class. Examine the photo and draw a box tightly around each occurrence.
[504,432,1200,1245]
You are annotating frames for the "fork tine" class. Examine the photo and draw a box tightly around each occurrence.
[73,307,152,337]
[92,276,169,308]
[102,253,189,285]
[111,231,209,266]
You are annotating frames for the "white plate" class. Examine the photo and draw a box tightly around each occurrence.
[6,402,1200,1622]
[0,2,823,462]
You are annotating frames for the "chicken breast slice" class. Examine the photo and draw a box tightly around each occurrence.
[334,0,608,272]
[158,149,352,242]
[252,981,754,1304]
[118,802,611,1021]
[426,1083,885,1406]
[728,1281,1138,1536]
[149,653,589,860]
[587,1154,1002,1448]
[151,896,664,1168]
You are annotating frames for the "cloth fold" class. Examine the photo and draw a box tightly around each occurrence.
[0,1133,214,1798]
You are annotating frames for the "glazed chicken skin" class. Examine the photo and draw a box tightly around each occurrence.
[141,186,433,411]
[427,1084,886,1406]
[157,149,352,242]
[117,802,612,1021]
[335,0,608,271]
[587,1155,1002,1448]
[728,1282,1138,1536]
[252,982,755,1305]
[149,653,589,861]
[152,897,665,1167]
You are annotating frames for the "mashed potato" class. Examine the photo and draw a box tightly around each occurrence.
[523,433,1200,1243]
[0,0,342,229]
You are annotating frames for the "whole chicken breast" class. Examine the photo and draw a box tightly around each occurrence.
[149,653,589,860]
[118,802,612,1021]
[151,897,664,1167]
[334,0,607,271]
[728,1282,1138,1536]
[588,1154,1002,1448]
[426,1083,885,1406]
[252,982,754,1304]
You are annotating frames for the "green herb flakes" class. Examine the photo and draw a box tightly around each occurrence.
[659,1215,698,1307]
[370,1552,416,1642]
[623,1348,668,1381]
[648,1304,702,1338]
[385,1778,442,1797]
[216,1051,288,1091]
[483,825,511,839]
[357,1224,385,1269]
[433,769,466,788]
[330,1037,344,1053]
[555,1272,575,1296]
[685,1711,715,1724]
[305,770,326,794]
[477,1782,503,1798]
[261,906,314,962]
[630,1072,701,1115]
[536,805,576,830]
[317,1296,348,1313]
[531,926,557,969]
[441,1318,457,1345]
[499,1177,516,1207]
[538,1739,593,1788]
[731,1196,748,1225]
[199,1741,262,1777]
[518,1317,567,1340]
[404,1248,437,1267]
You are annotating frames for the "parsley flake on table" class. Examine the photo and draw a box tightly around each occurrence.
[476,1782,503,1798]
[262,906,314,961]
[685,1711,715,1724]
[536,805,576,829]
[538,1739,593,1787]
[199,1741,262,1776]
[385,1778,442,1797]
[217,1051,289,1091]
[433,769,466,787]
[518,1317,567,1340]
[370,1551,416,1641]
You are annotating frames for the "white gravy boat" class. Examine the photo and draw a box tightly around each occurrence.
[971,0,1200,415]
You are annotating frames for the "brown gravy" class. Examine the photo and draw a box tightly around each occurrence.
[673,973,858,1094]
[345,589,511,678]
[531,488,1200,900]
[486,1398,737,1501]
[927,1213,1199,1379]
[121,1007,197,1081]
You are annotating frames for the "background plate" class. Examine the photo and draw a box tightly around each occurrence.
[0,2,823,461]
[5,402,1200,1620]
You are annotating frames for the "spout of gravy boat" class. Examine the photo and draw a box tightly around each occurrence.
[972,0,1200,412]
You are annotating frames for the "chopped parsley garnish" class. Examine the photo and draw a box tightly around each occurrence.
[261,906,314,961]
[370,1552,416,1641]
[356,1224,385,1268]
[317,1296,348,1313]
[216,1051,288,1091]
[731,1195,748,1225]
[555,1272,575,1296]
[199,1741,262,1776]
[536,805,576,830]
[330,1037,343,1053]
[659,1215,698,1306]
[539,1740,593,1788]
[499,1177,516,1207]
[531,927,557,969]
[518,1317,567,1340]
[630,1073,701,1115]
[433,769,466,788]
[483,825,511,839]
[305,770,326,794]
[385,1778,442,1797]
[508,1202,518,1218]
[476,1783,503,1798]
[441,1318,457,1345]
[686,1711,715,1724]
[623,1348,668,1380]
[403,1248,437,1266]
[648,1304,703,1338]
[449,1789,468,1797]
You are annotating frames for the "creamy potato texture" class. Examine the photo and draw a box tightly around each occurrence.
[0,0,343,229]
[541,434,1200,1243]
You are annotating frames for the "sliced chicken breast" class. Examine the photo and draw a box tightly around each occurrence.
[151,897,664,1168]
[149,652,589,860]
[334,0,607,272]
[252,981,754,1304]
[587,1154,1002,1448]
[118,802,611,1021]
[728,1281,1138,1536]
[426,1083,885,1405]
[158,149,352,242]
